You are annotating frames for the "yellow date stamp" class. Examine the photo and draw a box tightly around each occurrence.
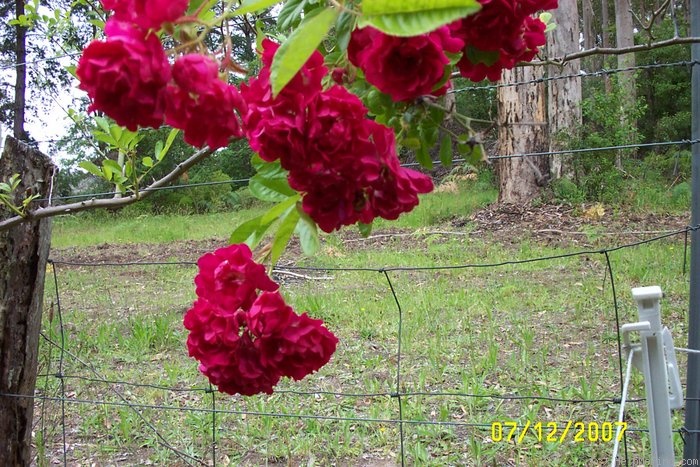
[491,421,628,444]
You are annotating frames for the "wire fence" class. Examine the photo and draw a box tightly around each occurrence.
[25,223,696,466]
[5,27,696,467]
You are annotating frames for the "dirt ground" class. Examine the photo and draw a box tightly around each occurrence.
[50,203,691,265]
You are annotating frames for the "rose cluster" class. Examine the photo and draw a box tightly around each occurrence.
[454,0,558,82]
[241,40,434,233]
[184,244,338,396]
[347,0,558,101]
[76,0,243,149]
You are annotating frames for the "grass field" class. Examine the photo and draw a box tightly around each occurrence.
[37,176,693,466]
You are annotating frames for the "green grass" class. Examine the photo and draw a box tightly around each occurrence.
[38,178,692,465]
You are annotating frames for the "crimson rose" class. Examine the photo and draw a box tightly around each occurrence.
[76,19,170,130]
[348,25,464,102]
[166,54,245,149]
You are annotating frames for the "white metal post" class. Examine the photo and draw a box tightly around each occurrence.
[631,286,676,467]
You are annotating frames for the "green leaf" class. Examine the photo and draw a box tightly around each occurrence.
[358,2,480,37]
[249,175,296,202]
[251,153,267,171]
[416,144,433,169]
[103,159,122,174]
[229,215,273,247]
[270,207,301,265]
[94,116,111,134]
[158,129,179,161]
[277,0,307,31]
[142,157,154,168]
[124,160,133,178]
[0,182,11,193]
[261,194,301,225]
[231,0,282,16]
[93,131,117,147]
[362,0,478,15]
[270,7,338,96]
[358,222,373,237]
[295,210,320,255]
[153,141,163,160]
[79,161,103,178]
[439,133,453,167]
[334,11,356,51]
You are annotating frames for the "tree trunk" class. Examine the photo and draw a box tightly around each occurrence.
[582,0,596,50]
[0,136,54,466]
[496,67,549,204]
[602,0,613,93]
[13,0,27,141]
[547,0,582,180]
[614,0,637,167]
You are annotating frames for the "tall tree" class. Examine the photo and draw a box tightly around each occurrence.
[496,66,549,203]
[614,0,637,165]
[547,0,582,179]
[13,0,26,140]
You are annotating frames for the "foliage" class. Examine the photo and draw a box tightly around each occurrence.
[636,19,691,145]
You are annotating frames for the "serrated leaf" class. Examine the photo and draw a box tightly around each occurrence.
[439,133,453,167]
[142,157,154,168]
[296,210,320,255]
[229,215,273,247]
[249,174,296,202]
[232,0,282,16]
[79,161,103,178]
[358,4,479,36]
[271,7,338,96]
[358,222,373,237]
[261,194,301,225]
[270,207,301,265]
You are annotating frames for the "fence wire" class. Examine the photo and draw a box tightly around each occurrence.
[17,224,695,466]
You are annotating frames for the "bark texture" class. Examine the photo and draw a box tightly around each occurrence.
[0,136,54,466]
[496,67,549,204]
[547,0,582,179]
[13,0,27,140]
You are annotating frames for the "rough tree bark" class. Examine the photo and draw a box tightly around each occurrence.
[13,0,27,141]
[496,66,549,204]
[547,0,582,179]
[0,136,54,466]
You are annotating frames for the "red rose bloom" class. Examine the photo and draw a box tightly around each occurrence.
[76,19,170,130]
[251,292,338,381]
[453,0,556,82]
[347,26,464,102]
[184,299,282,396]
[101,0,188,31]
[194,243,278,312]
[241,39,326,162]
[166,54,245,149]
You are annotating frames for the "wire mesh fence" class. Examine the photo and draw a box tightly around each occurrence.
[26,224,696,466]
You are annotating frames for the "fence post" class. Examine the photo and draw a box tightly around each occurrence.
[684,0,700,458]
[631,286,676,466]
[0,136,54,466]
